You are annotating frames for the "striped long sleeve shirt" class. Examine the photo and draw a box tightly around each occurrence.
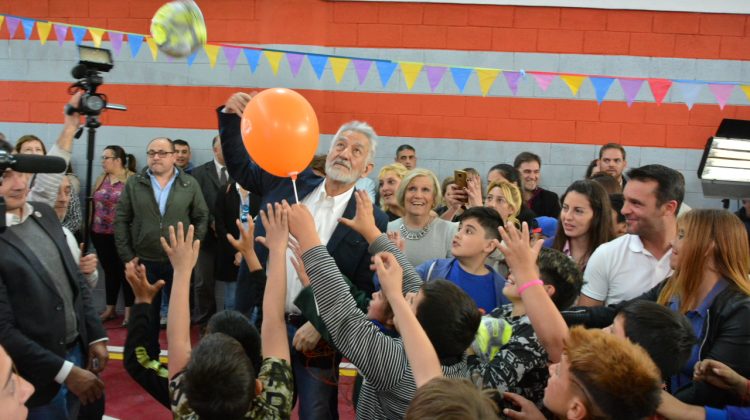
[302,234,469,419]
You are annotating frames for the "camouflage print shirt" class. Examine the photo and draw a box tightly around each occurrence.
[170,357,294,419]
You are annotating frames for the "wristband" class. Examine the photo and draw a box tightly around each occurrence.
[517,280,544,296]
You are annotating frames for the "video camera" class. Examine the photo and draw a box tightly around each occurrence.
[66,46,125,126]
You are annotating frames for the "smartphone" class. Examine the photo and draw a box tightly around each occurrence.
[454,170,468,189]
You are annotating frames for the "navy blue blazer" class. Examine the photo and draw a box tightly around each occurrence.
[218,109,388,295]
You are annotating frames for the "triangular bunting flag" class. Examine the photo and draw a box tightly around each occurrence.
[708,84,734,110]
[37,21,52,45]
[54,24,68,46]
[561,75,586,96]
[425,66,447,92]
[89,28,105,47]
[0,16,4,32]
[375,61,398,88]
[307,54,328,80]
[109,32,123,55]
[204,44,220,68]
[675,82,703,109]
[6,17,20,39]
[264,51,283,75]
[71,26,87,45]
[741,85,750,102]
[330,57,351,84]
[244,49,261,73]
[503,71,523,96]
[186,49,200,66]
[589,77,615,104]
[223,46,242,71]
[530,72,555,92]
[21,19,34,40]
[286,52,305,77]
[145,37,159,60]
[450,67,472,93]
[648,79,672,106]
[619,78,645,107]
[475,68,501,96]
[400,62,423,91]
[352,59,372,85]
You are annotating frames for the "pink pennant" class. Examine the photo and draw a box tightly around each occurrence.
[503,71,523,96]
[286,53,304,77]
[223,47,242,71]
[648,79,672,106]
[425,66,447,92]
[109,32,123,55]
[53,24,68,46]
[708,84,734,110]
[531,73,555,92]
[6,17,20,39]
[619,78,644,107]
[352,59,372,85]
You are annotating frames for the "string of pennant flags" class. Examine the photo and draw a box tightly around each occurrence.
[3,13,750,110]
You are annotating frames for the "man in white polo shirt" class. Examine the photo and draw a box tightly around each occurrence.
[579,164,684,306]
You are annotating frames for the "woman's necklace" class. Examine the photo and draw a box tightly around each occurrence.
[400,218,432,240]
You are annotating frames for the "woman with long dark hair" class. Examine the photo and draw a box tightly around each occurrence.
[93,145,136,325]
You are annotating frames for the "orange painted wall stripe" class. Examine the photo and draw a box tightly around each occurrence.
[0,81,740,149]
[2,1,750,60]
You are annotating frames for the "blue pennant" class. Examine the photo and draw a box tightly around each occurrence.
[243,49,261,73]
[589,77,615,104]
[128,34,144,58]
[71,26,87,46]
[186,49,199,66]
[375,61,398,88]
[21,19,35,40]
[307,54,328,80]
[450,67,472,93]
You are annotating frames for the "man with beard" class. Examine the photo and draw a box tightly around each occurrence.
[217,92,388,419]
[598,143,628,189]
[513,152,561,218]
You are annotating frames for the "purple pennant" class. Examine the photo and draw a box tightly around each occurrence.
[223,47,242,71]
[618,78,645,107]
[21,19,34,40]
[286,53,304,77]
[6,17,21,39]
[54,24,68,46]
[425,66,447,92]
[503,71,523,96]
[109,32,123,55]
[353,59,372,85]
[708,84,734,110]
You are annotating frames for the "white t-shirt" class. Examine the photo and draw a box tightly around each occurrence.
[582,234,673,306]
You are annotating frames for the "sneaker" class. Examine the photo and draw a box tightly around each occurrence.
[160,316,168,329]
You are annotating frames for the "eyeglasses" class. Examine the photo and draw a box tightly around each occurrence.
[146,151,174,158]
[101,156,115,161]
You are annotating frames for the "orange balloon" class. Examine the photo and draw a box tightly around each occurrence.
[240,88,319,178]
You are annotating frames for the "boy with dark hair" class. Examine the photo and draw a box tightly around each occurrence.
[415,206,509,313]
[287,191,481,419]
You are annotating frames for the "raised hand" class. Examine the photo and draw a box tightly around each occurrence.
[495,222,543,287]
[372,252,404,301]
[227,218,256,256]
[223,92,255,116]
[288,237,310,287]
[258,203,289,254]
[338,190,381,243]
[124,259,165,305]
[160,223,200,274]
[465,175,483,208]
[284,202,320,252]
[386,231,405,252]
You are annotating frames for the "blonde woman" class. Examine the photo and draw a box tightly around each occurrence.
[387,168,458,267]
[484,180,522,227]
[377,163,408,221]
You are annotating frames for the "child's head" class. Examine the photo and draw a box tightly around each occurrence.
[206,310,262,370]
[543,327,662,420]
[503,248,583,310]
[452,207,502,260]
[183,333,257,419]
[367,290,395,329]
[406,377,498,419]
[414,280,482,363]
[611,300,696,379]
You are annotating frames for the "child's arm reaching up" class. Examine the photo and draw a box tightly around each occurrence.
[375,252,441,387]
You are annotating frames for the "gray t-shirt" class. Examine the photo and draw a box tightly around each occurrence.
[387,217,458,267]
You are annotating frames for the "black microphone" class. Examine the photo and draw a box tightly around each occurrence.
[0,151,67,174]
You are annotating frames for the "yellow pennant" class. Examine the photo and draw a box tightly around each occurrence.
[475,68,501,96]
[145,37,159,60]
[37,21,52,45]
[89,28,105,47]
[400,62,423,91]
[741,85,750,102]
[264,51,283,75]
[330,57,350,84]
[0,16,5,32]
[204,44,220,68]
[561,75,586,96]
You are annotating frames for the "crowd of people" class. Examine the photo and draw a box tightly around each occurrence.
[1,91,749,420]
